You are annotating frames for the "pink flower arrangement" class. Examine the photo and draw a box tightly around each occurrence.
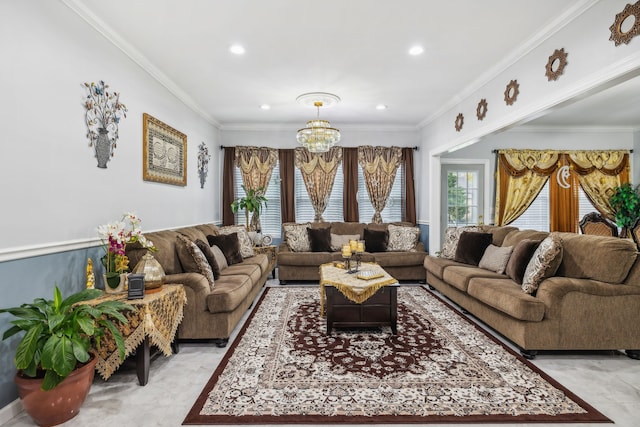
[97,213,154,277]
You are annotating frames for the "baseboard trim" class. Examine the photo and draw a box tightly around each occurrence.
[0,399,23,424]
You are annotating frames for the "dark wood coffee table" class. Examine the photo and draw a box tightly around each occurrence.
[325,284,398,334]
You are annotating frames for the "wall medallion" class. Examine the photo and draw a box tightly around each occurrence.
[504,79,520,106]
[545,48,568,81]
[454,113,464,132]
[476,99,488,120]
[609,1,640,46]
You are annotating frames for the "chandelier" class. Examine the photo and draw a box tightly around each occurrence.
[296,93,341,153]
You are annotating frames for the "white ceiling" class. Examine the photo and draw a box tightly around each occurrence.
[68,0,639,130]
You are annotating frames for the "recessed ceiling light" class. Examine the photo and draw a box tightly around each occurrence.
[408,45,424,56]
[376,104,388,110]
[260,104,271,110]
[229,44,245,55]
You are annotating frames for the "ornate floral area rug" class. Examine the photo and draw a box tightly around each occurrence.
[183,286,610,424]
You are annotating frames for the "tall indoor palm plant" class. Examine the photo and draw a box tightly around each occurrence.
[231,185,268,231]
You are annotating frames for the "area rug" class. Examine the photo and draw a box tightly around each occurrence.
[184,286,610,424]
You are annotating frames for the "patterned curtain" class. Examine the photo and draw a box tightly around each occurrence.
[495,149,559,226]
[235,146,278,229]
[294,147,343,222]
[358,146,403,223]
[568,150,629,218]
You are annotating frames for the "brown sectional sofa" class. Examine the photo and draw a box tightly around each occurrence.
[126,223,269,347]
[424,225,640,359]
[277,222,427,283]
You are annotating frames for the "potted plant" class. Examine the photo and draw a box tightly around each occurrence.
[0,286,132,426]
[609,183,640,238]
[231,185,268,232]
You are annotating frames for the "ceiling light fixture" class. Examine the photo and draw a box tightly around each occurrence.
[229,44,245,55]
[296,92,341,153]
[260,104,271,110]
[376,104,388,110]
[409,45,424,56]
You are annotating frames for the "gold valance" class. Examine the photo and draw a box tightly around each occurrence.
[294,146,343,175]
[498,149,559,176]
[235,146,278,175]
[567,150,628,175]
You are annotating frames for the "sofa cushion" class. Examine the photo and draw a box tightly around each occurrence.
[175,227,208,244]
[480,225,519,246]
[277,251,335,266]
[505,239,542,284]
[210,245,228,270]
[364,228,388,252]
[283,222,312,252]
[479,244,513,274]
[442,265,506,292]
[454,231,493,266]
[467,277,545,322]
[502,230,549,248]
[207,233,243,265]
[330,233,361,251]
[175,234,215,290]
[195,223,219,237]
[219,225,255,258]
[238,254,269,276]
[372,250,426,267]
[308,227,332,252]
[424,256,462,280]
[194,239,221,279]
[330,222,365,237]
[440,226,481,259]
[387,224,420,251]
[206,274,253,313]
[522,233,563,295]
[127,230,182,275]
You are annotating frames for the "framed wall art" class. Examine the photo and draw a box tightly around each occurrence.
[142,113,187,186]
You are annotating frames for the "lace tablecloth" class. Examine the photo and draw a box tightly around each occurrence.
[83,284,187,380]
[319,263,397,315]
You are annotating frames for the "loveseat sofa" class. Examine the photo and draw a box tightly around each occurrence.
[126,223,269,347]
[277,222,427,283]
[424,225,640,359]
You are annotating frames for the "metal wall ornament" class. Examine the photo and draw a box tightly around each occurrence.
[545,48,568,81]
[504,79,520,106]
[476,99,488,120]
[197,142,211,189]
[454,113,464,132]
[609,1,640,46]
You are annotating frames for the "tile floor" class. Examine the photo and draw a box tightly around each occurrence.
[3,279,640,427]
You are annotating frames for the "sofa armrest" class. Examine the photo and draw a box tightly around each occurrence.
[166,273,210,311]
[413,242,426,252]
[278,242,292,253]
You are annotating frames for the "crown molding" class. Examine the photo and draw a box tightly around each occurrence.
[514,125,640,133]
[61,0,221,129]
[418,0,599,129]
[220,122,419,132]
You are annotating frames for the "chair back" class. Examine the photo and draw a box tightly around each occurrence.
[578,212,618,237]
[630,218,640,250]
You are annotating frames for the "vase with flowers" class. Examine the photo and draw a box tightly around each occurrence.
[84,80,128,168]
[97,212,155,293]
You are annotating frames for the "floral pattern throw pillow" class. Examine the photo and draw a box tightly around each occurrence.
[440,226,481,259]
[219,225,255,259]
[522,233,563,295]
[283,223,312,252]
[387,224,420,251]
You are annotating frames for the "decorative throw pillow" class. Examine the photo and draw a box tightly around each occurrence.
[210,244,228,271]
[505,239,542,284]
[479,244,514,274]
[175,235,215,290]
[330,234,361,251]
[219,225,254,258]
[283,223,312,252]
[453,231,493,266]
[308,227,332,252]
[364,228,388,253]
[207,233,243,265]
[440,226,481,259]
[386,224,420,252]
[194,239,220,279]
[522,233,564,295]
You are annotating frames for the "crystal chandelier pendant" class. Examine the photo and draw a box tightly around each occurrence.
[296,94,341,153]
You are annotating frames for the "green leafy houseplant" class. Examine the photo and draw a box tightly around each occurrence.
[0,286,132,390]
[609,183,640,237]
[230,185,268,231]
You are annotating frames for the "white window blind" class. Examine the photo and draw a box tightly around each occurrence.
[358,164,403,223]
[578,186,599,224]
[295,167,344,223]
[233,162,282,238]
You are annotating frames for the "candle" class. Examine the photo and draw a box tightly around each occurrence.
[342,244,352,258]
[357,242,364,253]
[349,240,358,251]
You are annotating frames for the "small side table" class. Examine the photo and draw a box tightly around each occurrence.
[253,245,277,278]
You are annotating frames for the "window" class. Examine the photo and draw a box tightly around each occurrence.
[294,167,344,222]
[358,164,403,223]
[440,162,485,241]
[233,162,282,238]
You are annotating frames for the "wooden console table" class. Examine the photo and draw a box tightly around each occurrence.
[84,284,186,385]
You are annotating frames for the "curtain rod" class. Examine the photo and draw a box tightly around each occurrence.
[220,145,418,151]
[491,149,633,153]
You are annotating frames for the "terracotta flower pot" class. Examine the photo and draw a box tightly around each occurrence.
[14,355,98,427]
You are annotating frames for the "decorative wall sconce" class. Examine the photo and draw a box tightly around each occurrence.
[545,48,568,81]
[476,99,488,121]
[504,80,520,106]
[454,113,464,132]
[197,142,211,188]
[609,2,640,46]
